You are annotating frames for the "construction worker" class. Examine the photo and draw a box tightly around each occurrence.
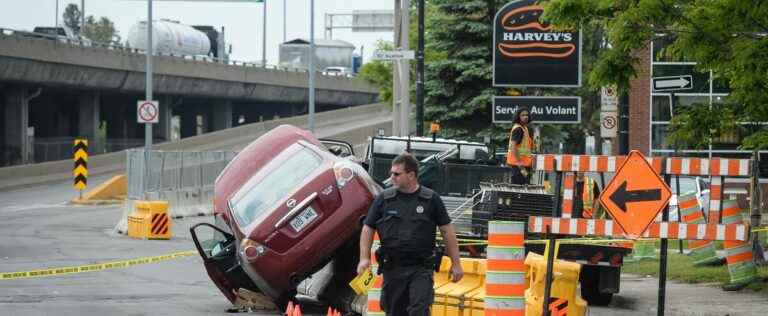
[357,153,463,316]
[507,107,534,184]
[579,174,600,218]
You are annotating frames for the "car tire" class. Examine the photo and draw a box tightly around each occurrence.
[580,283,613,306]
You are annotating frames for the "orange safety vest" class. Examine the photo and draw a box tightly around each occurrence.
[507,124,533,167]
[582,176,595,218]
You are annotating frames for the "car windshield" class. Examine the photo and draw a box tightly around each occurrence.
[229,143,323,228]
[669,177,697,195]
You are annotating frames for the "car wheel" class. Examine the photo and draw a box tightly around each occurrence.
[580,283,613,306]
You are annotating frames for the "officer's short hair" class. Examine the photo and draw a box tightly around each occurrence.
[392,152,419,176]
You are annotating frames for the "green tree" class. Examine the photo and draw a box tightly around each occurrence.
[358,40,395,104]
[62,3,82,33]
[422,0,605,154]
[83,16,121,44]
[424,0,501,141]
[542,0,768,150]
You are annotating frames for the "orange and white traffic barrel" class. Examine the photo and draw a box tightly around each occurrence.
[366,234,385,316]
[679,193,718,266]
[720,200,757,286]
[486,221,526,316]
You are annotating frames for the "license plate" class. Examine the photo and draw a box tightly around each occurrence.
[289,207,318,233]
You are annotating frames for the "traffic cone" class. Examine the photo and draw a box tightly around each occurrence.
[335,309,342,316]
[326,307,333,316]
[294,304,302,316]
[285,301,294,316]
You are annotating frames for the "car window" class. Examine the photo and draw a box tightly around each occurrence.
[229,144,323,228]
[669,177,697,195]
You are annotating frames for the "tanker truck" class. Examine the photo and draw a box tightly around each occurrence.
[126,19,228,59]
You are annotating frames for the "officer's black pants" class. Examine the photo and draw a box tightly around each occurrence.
[380,265,434,316]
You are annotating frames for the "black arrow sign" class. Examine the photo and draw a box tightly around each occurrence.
[610,181,662,213]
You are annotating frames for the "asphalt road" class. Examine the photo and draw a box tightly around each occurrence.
[1,179,765,315]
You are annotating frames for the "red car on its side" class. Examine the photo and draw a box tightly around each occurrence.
[191,124,380,308]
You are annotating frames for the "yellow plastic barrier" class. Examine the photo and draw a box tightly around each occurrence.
[128,201,172,240]
[523,253,586,316]
[432,257,486,316]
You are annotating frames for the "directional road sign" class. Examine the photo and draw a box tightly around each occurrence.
[652,75,693,92]
[372,50,415,60]
[598,150,672,238]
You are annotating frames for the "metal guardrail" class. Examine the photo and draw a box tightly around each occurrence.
[0,27,355,78]
[126,149,236,200]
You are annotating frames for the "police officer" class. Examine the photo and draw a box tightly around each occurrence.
[357,153,463,316]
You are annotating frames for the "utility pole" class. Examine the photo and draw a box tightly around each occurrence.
[416,0,425,136]
[81,0,85,35]
[400,0,410,136]
[144,0,154,193]
[308,0,316,132]
[392,0,401,136]
[283,0,286,42]
[262,0,267,66]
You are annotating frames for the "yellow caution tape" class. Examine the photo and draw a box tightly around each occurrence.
[1,250,197,281]
[525,238,634,245]
[751,227,768,233]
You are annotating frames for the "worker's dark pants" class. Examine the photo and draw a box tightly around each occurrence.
[510,166,530,185]
[380,265,434,316]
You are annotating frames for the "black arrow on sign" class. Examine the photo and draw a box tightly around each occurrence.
[610,181,662,213]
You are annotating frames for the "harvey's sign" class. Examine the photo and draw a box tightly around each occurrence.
[493,0,581,87]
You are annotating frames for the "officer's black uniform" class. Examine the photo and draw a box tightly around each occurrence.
[363,186,451,316]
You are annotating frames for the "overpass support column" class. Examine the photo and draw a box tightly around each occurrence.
[156,96,172,142]
[3,88,34,165]
[78,92,101,154]
[212,100,233,131]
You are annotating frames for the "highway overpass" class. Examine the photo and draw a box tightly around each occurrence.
[0,29,379,166]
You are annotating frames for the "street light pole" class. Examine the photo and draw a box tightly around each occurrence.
[55,0,59,27]
[144,0,154,193]
[262,0,267,66]
[283,0,286,42]
[308,0,315,132]
[81,0,85,35]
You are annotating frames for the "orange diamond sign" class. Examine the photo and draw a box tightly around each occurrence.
[598,150,672,238]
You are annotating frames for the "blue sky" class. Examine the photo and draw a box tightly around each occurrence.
[2,0,394,64]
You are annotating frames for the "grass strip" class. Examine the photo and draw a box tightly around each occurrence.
[623,244,768,296]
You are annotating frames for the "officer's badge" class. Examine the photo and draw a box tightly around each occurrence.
[416,205,424,214]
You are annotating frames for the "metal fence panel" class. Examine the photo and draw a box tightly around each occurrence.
[126,149,237,203]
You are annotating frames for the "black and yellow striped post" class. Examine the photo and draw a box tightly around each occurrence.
[73,139,88,198]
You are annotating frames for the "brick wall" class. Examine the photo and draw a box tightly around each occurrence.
[628,43,652,155]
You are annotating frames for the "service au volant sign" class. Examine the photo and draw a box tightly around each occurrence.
[492,0,581,87]
[493,96,580,124]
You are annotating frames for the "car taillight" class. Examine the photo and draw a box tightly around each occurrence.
[240,238,266,261]
[333,160,355,188]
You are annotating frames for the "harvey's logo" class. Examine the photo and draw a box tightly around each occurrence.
[492,0,581,87]
[497,0,576,59]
